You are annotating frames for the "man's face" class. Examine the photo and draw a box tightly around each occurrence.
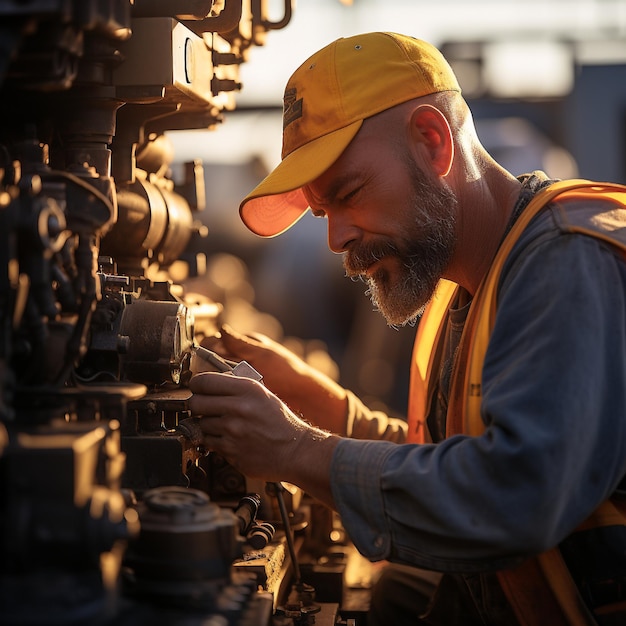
[304,133,458,326]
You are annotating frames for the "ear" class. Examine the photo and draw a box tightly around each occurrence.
[409,104,454,177]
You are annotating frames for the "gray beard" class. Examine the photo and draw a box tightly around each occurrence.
[345,168,458,327]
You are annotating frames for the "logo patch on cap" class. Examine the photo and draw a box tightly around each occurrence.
[283,87,303,129]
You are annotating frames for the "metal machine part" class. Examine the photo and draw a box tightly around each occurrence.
[123,487,251,604]
[0,1,368,624]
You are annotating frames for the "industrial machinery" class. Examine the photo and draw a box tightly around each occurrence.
[0,2,363,624]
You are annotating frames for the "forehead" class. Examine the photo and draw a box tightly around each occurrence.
[305,130,378,201]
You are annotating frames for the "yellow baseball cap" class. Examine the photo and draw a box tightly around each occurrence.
[239,32,461,237]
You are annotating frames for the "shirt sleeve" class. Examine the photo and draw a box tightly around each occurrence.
[345,389,407,443]
[330,229,626,573]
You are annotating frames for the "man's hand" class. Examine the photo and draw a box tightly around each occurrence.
[201,325,350,434]
[188,371,339,507]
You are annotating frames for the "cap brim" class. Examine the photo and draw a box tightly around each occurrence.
[239,120,363,237]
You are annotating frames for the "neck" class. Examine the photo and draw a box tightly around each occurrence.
[445,165,522,295]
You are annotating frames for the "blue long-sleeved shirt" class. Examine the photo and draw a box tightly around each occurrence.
[331,190,626,574]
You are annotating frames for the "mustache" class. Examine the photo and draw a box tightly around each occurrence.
[344,238,399,275]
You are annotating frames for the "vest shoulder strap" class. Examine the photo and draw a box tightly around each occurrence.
[407,279,459,443]
[408,179,626,441]
[459,179,626,435]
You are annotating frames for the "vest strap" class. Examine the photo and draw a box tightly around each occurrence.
[407,279,458,443]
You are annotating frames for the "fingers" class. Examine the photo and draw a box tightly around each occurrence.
[197,415,222,437]
[188,374,247,451]
[188,372,270,474]
[220,324,268,354]
[188,370,273,417]
[197,416,231,466]
[200,325,262,363]
[188,371,248,417]
[186,369,314,482]
[188,370,240,394]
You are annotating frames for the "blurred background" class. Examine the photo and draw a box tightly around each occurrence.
[168,0,626,417]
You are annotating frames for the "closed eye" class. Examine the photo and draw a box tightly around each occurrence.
[338,184,362,204]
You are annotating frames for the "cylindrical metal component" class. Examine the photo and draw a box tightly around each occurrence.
[118,299,194,385]
[127,486,241,582]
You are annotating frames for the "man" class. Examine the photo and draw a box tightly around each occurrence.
[188,32,626,624]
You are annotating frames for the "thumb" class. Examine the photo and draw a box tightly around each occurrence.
[221,324,282,347]
[198,325,252,359]
[217,324,269,358]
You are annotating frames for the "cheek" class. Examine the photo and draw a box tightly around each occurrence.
[359,184,413,233]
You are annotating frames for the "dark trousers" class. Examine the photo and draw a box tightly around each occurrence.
[367,564,517,625]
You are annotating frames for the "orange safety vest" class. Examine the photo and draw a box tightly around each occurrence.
[407,180,626,625]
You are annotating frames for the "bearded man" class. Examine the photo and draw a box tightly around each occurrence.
[189,32,626,625]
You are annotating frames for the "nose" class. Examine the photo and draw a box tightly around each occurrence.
[327,212,360,254]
